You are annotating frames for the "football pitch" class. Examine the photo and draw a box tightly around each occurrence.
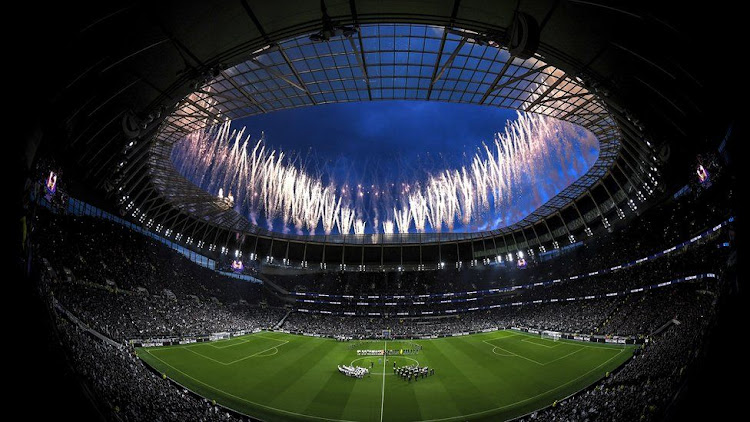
[138,330,635,421]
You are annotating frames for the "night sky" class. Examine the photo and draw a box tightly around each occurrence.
[236,101,521,183]
[182,100,598,233]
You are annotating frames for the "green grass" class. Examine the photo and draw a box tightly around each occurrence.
[137,330,634,421]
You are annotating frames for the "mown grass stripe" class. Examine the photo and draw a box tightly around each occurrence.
[137,330,634,422]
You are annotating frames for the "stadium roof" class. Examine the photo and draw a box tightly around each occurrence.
[145,22,624,243]
[29,0,732,265]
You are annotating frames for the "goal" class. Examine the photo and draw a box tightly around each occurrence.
[540,330,561,341]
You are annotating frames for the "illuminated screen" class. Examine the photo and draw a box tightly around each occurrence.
[45,171,57,195]
[697,164,710,185]
[231,260,244,273]
[44,170,58,202]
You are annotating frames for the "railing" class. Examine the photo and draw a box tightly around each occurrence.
[293,273,718,317]
[287,217,733,300]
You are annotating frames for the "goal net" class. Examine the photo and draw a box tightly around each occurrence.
[541,330,561,341]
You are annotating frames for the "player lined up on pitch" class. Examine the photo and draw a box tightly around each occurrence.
[394,363,435,382]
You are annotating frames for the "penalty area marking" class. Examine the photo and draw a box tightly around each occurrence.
[224,340,289,365]
[490,347,515,357]
[482,339,544,365]
[207,338,251,349]
[252,347,280,357]
[484,333,621,366]
[179,347,230,366]
[191,332,287,350]
[541,347,585,366]
[165,339,289,365]
[484,339,588,366]
[509,330,631,351]
[520,337,562,348]
[255,333,296,341]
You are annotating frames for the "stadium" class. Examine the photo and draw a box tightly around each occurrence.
[13,1,741,421]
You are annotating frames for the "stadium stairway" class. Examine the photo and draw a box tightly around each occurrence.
[255,273,298,306]
[651,319,681,336]
[274,309,293,330]
[606,296,642,335]
[597,296,631,334]
[256,273,289,295]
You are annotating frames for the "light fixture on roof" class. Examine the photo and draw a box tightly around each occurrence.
[309,0,358,42]
[506,12,540,59]
[309,24,357,42]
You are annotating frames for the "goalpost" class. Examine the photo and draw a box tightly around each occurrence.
[540,330,561,341]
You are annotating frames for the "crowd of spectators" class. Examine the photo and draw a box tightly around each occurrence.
[55,316,244,421]
[520,282,715,422]
[281,283,713,339]
[30,190,732,422]
[48,273,717,422]
[264,217,731,298]
[54,282,286,342]
[34,213,268,304]
[279,235,727,319]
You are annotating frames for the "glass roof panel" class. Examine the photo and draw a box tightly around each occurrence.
[147,23,622,242]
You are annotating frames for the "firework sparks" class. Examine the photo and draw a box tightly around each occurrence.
[171,112,598,234]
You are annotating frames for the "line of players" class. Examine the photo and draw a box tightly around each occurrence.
[394,362,435,382]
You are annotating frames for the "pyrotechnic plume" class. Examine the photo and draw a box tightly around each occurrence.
[337,206,356,235]
[394,205,412,234]
[382,220,395,235]
[171,112,598,235]
[354,219,367,235]
[409,190,429,233]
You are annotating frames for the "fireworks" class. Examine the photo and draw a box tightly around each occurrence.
[171,112,598,234]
